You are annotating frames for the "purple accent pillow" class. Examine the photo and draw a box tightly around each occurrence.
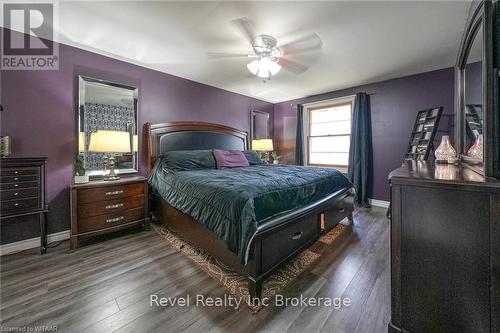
[212,149,250,169]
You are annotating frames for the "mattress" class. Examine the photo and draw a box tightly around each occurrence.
[149,162,352,264]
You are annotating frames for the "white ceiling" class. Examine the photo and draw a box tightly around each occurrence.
[41,1,472,102]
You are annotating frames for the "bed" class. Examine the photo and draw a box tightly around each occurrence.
[144,121,354,299]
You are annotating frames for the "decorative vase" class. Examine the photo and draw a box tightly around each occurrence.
[467,134,483,160]
[434,135,456,163]
[0,136,11,157]
[74,175,89,184]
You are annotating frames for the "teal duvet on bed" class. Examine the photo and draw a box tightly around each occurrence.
[148,161,352,265]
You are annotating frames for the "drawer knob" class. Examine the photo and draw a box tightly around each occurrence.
[292,231,303,240]
[14,177,18,181]
[14,203,19,206]
[14,171,18,174]
[105,203,124,209]
[14,184,18,187]
[14,192,19,196]
[106,216,124,223]
[106,190,124,196]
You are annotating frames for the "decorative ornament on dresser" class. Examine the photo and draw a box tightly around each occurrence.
[270,151,282,165]
[467,134,484,160]
[0,136,11,157]
[434,135,457,163]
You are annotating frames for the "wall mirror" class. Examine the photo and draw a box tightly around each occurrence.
[78,76,138,177]
[250,110,271,148]
[455,0,496,177]
[463,25,484,167]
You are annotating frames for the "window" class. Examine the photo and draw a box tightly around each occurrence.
[306,99,353,167]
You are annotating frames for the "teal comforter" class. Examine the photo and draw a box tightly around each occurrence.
[149,162,352,264]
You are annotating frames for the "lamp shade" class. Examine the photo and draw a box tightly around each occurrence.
[132,135,138,152]
[78,132,86,153]
[89,130,131,153]
[252,138,273,151]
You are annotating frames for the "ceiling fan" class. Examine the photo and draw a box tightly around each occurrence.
[207,18,322,80]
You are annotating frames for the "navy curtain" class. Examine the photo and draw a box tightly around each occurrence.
[348,93,373,207]
[295,104,305,165]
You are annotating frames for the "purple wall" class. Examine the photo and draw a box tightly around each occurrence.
[273,67,455,201]
[0,39,273,244]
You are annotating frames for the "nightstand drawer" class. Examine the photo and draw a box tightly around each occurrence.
[1,181,39,190]
[1,197,39,213]
[78,194,145,218]
[1,174,39,183]
[1,188,39,201]
[78,207,145,233]
[78,183,144,204]
[2,167,39,176]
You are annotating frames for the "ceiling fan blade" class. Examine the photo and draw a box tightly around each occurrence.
[206,52,253,59]
[279,58,309,74]
[279,33,322,55]
[232,17,257,44]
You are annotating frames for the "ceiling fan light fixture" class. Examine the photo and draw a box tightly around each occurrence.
[247,57,281,79]
[246,59,260,75]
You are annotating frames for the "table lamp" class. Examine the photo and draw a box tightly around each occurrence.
[252,138,274,163]
[89,130,131,180]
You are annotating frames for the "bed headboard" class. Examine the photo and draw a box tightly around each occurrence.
[144,121,248,174]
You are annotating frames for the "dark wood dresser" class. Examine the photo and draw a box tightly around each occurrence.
[70,176,150,249]
[389,161,499,333]
[0,157,48,253]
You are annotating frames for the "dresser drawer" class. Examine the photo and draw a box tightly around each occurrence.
[1,167,39,176]
[1,188,39,201]
[1,197,39,213]
[261,214,320,272]
[78,194,145,218]
[1,181,39,190]
[77,207,145,233]
[78,183,144,204]
[1,174,39,183]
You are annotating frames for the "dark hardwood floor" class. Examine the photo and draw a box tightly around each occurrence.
[0,207,390,333]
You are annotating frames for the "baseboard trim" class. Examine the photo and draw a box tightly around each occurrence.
[369,198,390,208]
[0,230,70,256]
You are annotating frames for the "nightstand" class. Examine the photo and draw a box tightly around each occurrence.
[70,176,149,249]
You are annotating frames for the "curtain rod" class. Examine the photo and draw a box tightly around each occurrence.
[290,92,376,108]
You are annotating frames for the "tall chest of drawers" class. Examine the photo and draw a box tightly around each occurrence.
[0,157,48,253]
[70,176,150,249]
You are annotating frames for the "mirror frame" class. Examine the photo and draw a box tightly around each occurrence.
[455,0,496,177]
[77,75,139,178]
[249,109,271,148]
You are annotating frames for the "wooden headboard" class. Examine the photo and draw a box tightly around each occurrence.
[144,121,248,174]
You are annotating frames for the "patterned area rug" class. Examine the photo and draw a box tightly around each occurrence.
[153,221,351,312]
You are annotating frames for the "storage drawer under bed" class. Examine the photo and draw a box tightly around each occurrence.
[323,195,353,232]
[260,213,320,273]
